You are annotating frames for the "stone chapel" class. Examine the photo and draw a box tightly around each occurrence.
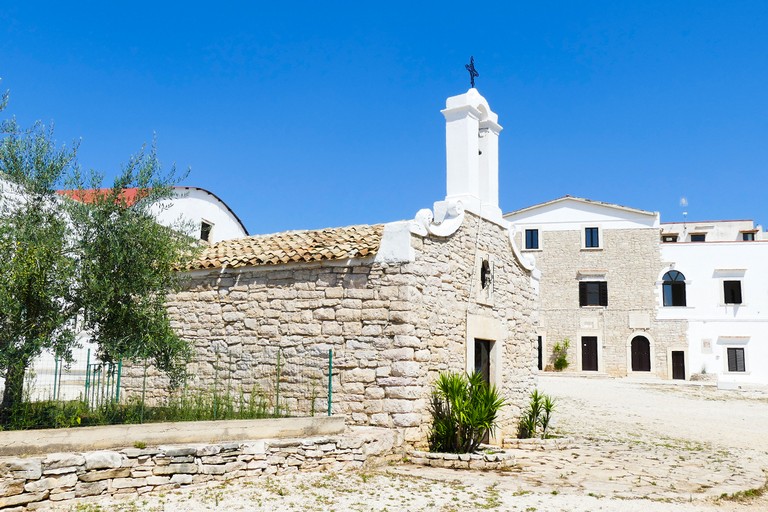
[126,88,540,446]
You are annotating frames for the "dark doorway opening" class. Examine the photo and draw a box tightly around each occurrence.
[672,351,685,380]
[631,336,651,372]
[474,339,492,384]
[537,336,543,371]
[581,337,598,371]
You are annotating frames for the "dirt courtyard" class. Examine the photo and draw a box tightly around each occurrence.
[59,375,768,511]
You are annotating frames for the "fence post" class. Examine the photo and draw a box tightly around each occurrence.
[213,351,220,420]
[327,349,333,417]
[274,348,281,417]
[95,366,102,408]
[53,358,59,401]
[141,359,147,424]
[84,349,91,404]
[115,359,122,403]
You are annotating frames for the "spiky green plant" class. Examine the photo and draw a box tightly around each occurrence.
[517,389,556,439]
[428,371,506,453]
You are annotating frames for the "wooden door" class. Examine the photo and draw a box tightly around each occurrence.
[581,337,598,371]
[474,339,492,384]
[631,336,651,372]
[537,336,543,371]
[672,351,685,380]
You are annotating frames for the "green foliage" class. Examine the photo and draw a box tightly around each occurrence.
[0,85,198,423]
[1,384,276,431]
[67,144,196,386]
[0,98,81,422]
[552,338,570,371]
[428,371,506,454]
[517,389,556,439]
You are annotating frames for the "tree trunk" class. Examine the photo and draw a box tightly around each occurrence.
[0,362,28,426]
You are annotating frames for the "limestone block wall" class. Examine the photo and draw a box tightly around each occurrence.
[123,213,537,446]
[0,427,400,509]
[523,228,687,378]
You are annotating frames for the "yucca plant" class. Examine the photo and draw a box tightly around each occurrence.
[428,371,506,453]
[517,389,556,439]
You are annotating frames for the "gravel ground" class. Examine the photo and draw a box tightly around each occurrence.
[55,375,768,512]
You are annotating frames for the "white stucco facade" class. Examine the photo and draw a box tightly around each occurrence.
[659,239,768,386]
[661,219,765,242]
[151,186,248,243]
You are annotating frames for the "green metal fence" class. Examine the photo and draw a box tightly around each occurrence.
[121,346,336,422]
[13,345,335,424]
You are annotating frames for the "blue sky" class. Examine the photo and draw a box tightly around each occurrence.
[2,2,767,234]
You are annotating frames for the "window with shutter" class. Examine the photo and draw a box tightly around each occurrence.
[584,227,600,248]
[579,281,607,307]
[727,347,746,372]
[723,281,742,304]
[525,229,539,250]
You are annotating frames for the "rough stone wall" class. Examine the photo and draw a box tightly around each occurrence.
[123,213,537,447]
[0,428,399,509]
[520,228,686,378]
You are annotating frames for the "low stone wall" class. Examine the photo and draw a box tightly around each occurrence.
[407,449,515,471]
[0,416,345,456]
[0,427,401,510]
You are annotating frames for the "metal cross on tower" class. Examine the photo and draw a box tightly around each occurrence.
[465,56,479,88]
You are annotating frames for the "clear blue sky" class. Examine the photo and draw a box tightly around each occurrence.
[2,2,767,234]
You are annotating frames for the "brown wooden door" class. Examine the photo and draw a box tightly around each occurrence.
[672,351,685,380]
[537,336,543,371]
[474,339,492,384]
[631,336,651,372]
[582,337,598,371]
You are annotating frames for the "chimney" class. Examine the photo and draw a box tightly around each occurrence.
[441,89,503,222]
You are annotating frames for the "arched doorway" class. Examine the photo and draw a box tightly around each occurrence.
[631,336,651,372]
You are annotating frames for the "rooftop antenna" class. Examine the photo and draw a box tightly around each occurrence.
[680,196,688,233]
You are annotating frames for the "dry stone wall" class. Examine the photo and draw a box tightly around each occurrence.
[0,427,399,510]
[524,228,687,378]
[123,213,537,446]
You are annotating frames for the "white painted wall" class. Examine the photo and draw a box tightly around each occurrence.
[659,241,768,385]
[505,197,659,238]
[441,88,503,223]
[150,187,248,243]
[661,220,765,242]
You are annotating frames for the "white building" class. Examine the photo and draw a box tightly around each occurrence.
[658,221,768,387]
[504,196,688,380]
[661,219,765,243]
[59,186,248,243]
[505,197,768,387]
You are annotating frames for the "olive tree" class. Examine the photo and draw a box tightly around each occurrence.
[67,145,194,385]
[0,90,196,423]
[0,113,80,422]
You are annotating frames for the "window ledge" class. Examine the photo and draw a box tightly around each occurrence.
[723,371,750,375]
[522,248,543,252]
[662,305,693,309]
[721,303,747,307]
[580,247,603,251]
[580,305,607,309]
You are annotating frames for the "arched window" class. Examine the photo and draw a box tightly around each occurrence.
[662,270,686,307]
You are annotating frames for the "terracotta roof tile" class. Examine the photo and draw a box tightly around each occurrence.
[184,224,385,271]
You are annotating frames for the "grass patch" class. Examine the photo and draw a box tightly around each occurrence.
[718,479,768,502]
[3,384,280,430]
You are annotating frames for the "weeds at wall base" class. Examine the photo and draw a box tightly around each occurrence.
[0,384,284,431]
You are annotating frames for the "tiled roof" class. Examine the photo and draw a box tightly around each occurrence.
[57,188,144,205]
[185,224,385,270]
[505,195,656,217]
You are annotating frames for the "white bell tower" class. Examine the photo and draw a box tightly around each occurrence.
[441,88,503,223]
